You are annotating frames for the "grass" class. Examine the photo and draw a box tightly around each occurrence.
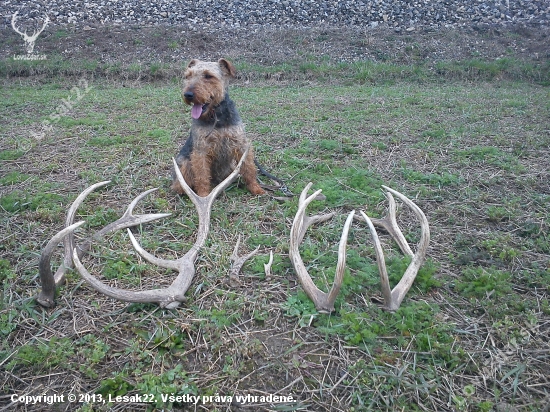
[0,64,549,411]
[1,52,549,85]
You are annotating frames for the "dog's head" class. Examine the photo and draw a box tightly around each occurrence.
[182,58,236,120]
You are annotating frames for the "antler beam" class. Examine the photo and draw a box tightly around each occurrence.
[358,186,430,311]
[289,183,355,313]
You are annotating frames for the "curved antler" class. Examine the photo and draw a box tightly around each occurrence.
[72,147,251,309]
[36,221,85,307]
[359,186,430,311]
[289,183,355,313]
[37,183,171,307]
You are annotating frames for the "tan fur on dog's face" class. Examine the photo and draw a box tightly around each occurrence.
[182,58,236,119]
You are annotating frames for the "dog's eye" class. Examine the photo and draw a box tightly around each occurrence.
[204,73,213,79]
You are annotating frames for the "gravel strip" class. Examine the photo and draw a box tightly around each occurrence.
[2,0,549,30]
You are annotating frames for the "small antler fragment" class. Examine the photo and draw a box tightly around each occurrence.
[228,236,260,287]
[264,251,274,281]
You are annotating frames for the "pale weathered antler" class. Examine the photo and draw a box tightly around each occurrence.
[289,183,355,313]
[228,235,260,286]
[358,186,430,311]
[11,11,50,54]
[37,182,171,307]
[72,147,251,309]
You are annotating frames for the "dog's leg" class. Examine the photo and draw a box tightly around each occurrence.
[238,147,266,195]
[190,153,213,196]
[171,160,195,194]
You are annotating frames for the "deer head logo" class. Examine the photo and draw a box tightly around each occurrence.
[11,11,50,55]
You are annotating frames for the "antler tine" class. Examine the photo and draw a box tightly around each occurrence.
[172,145,251,246]
[72,247,187,308]
[294,183,336,245]
[94,188,172,239]
[360,186,430,311]
[229,235,261,286]
[372,191,414,257]
[37,221,85,307]
[382,185,430,309]
[326,210,355,306]
[359,211,393,307]
[354,191,413,257]
[72,149,251,309]
[289,183,354,313]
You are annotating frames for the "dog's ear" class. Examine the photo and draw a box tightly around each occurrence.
[187,59,199,69]
[218,58,236,78]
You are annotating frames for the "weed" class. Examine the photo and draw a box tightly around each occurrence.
[480,235,520,262]
[0,259,17,336]
[0,149,24,161]
[76,335,110,378]
[400,165,461,187]
[134,365,197,408]
[486,205,510,222]
[455,267,512,299]
[0,190,65,213]
[142,326,186,354]
[0,171,30,185]
[6,337,74,370]
[97,375,134,397]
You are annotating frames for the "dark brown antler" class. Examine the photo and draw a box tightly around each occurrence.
[71,147,251,309]
[358,186,430,311]
[36,182,171,307]
[289,183,355,313]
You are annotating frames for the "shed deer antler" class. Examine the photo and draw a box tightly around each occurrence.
[289,184,430,313]
[11,11,50,54]
[289,183,355,313]
[70,148,251,309]
[37,182,171,307]
[358,186,430,311]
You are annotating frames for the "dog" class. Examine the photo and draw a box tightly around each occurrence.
[171,58,265,197]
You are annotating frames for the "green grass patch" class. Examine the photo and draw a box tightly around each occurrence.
[0,190,65,213]
[0,171,30,185]
[0,149,25,161]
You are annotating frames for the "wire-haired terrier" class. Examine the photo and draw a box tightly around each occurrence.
[171,58,265,197]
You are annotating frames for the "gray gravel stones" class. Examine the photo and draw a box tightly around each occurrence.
[2,0,549,29]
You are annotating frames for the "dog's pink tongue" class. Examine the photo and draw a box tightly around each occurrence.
[191,104,203,119]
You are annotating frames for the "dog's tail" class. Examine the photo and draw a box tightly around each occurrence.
[254,159,294,197]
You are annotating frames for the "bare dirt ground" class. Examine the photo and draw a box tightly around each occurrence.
[1,23,549,75]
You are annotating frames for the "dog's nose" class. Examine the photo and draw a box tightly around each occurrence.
[183,91,194,101]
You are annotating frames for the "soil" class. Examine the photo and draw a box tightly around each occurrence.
[1,22,549,73]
